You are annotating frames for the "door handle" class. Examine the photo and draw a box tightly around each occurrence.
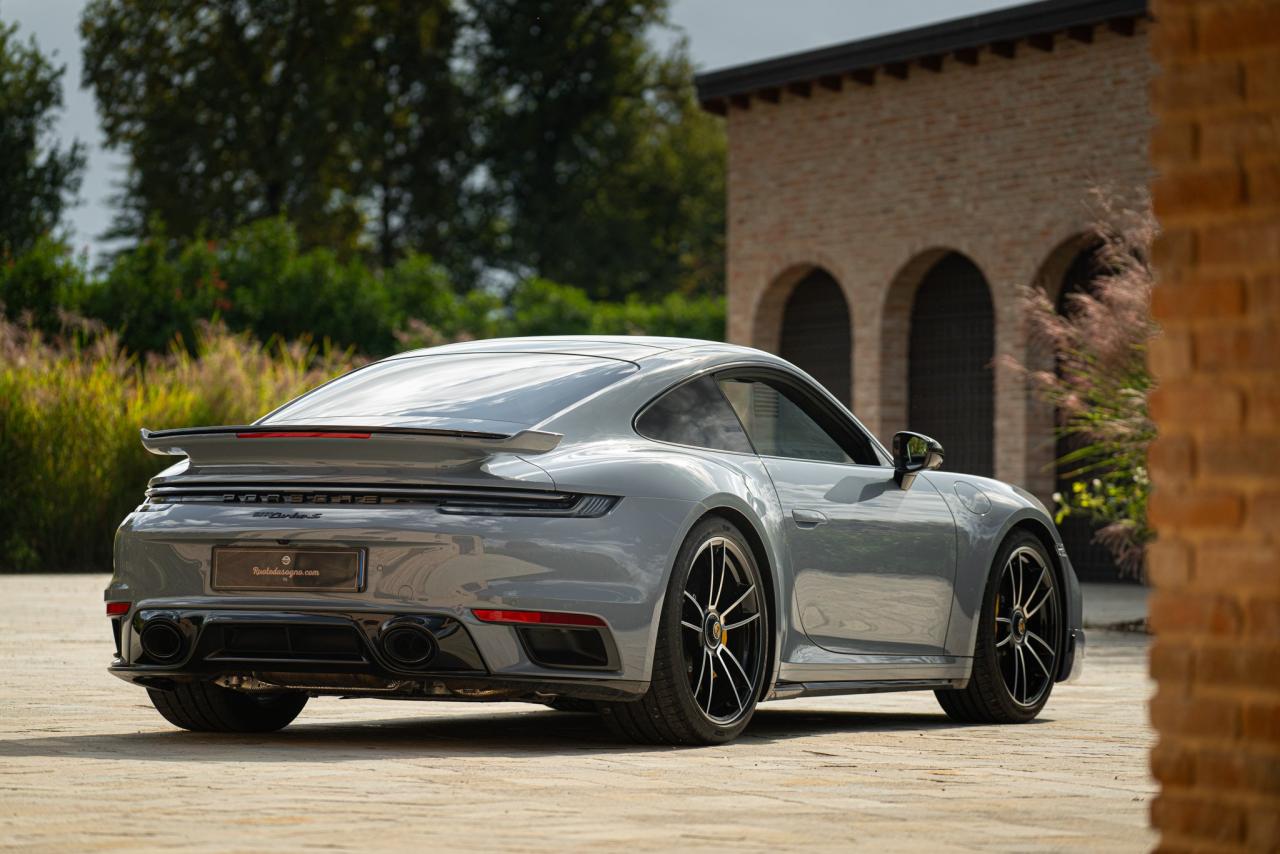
[792,508,828,528]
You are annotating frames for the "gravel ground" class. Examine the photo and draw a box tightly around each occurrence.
[0,574,1156,852]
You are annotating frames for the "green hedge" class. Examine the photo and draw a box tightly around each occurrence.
[1,218,725,356]
[0,320,357,572]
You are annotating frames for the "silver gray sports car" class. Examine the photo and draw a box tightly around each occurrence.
[106,336,1083,744]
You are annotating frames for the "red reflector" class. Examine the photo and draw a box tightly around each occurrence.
[236,432,371,439]
[106,601,130,617]
[472,608,606,628]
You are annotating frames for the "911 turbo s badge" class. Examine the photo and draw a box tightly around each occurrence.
[250,511,322,519]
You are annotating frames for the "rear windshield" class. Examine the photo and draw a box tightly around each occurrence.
[263,352,637,431]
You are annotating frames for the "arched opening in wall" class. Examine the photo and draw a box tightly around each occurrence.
[907,253,995,477]
[1054,243,1125,583]
[777,269,852,406]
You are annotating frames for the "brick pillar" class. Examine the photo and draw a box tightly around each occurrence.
[1147,1,1280,849]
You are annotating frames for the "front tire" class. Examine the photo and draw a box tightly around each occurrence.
[936,530,1062,723]
[148,683,308,733]
[598,517,768,745]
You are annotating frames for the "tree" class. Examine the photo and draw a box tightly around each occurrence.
[80,0,468,259]
[352,2,472,269]
[463,0,725,299]
[0,21,85,258]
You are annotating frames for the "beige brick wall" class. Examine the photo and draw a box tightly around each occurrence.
[1146,0,1280,848]
[723,26,1153,495]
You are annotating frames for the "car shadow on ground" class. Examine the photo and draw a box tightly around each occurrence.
[0,705,1034,762]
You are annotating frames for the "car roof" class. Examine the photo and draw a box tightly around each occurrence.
[390,335,775,363]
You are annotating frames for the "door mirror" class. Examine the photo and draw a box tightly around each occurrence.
[892,431,944,489]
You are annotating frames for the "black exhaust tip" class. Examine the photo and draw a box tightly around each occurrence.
[379,621,438,669]
[139,619,186,663]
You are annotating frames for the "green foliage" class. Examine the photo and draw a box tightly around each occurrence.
[505,278,596,336]
[0,319,357,572]
[468,1,726,298]
[80,0,467,259]
[11,217,724,357]
[0,237,90,333]
[587,292,727,340]
[0,21,85,257]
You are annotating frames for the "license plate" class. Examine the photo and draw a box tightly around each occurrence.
[211,547,364,592]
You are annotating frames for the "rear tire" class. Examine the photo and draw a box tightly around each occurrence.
[147,683,307,733]
[935,530,1062,723]
[598,516,768,745]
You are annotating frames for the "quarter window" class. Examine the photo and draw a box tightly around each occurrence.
[636,376,754,454]
[718,378,877,465]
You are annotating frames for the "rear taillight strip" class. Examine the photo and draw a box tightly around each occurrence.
[143,486,619,518]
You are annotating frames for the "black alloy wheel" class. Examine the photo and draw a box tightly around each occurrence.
[936,531,1062,723]
[598,517,768,744]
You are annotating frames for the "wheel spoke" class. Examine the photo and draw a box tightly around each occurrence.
[680,620,701,632]
[707,543,716,608]
[1027,630,1055,657]
[720,584,755,620]
[1015,647,1027,703]
[717,649,744,716]
[704,654,716,715]
[724,612,759,631]
[994,616,1012,647]
[1014,554,1025,607]
[1025,639,1052,677]
[713,541,728,610]
[721,644,752,687]
[1010,645,1019,699]
[693,649,709,699]
[1026,585,1053,619]
[683,590,704,616]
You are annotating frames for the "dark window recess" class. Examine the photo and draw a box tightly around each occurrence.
[908,253,995,477]
[518,627,612,670]
[635,376,754,453]
[719,378,879,465]
[779,269,852,407]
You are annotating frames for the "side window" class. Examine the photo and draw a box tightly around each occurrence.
[719,378,877,465]
[636,376,755,454]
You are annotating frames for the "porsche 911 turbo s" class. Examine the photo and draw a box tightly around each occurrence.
[106,336,1083,744]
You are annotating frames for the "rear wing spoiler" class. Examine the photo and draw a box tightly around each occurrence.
[140,425,563,463]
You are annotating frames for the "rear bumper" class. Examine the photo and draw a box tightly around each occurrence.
[108,605,647,702]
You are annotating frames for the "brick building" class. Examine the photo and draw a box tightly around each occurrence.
[695,0,1153,578]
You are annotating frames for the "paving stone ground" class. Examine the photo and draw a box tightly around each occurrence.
[0,574,1156,852]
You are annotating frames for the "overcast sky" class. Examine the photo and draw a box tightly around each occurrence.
[4,0,1025,258]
